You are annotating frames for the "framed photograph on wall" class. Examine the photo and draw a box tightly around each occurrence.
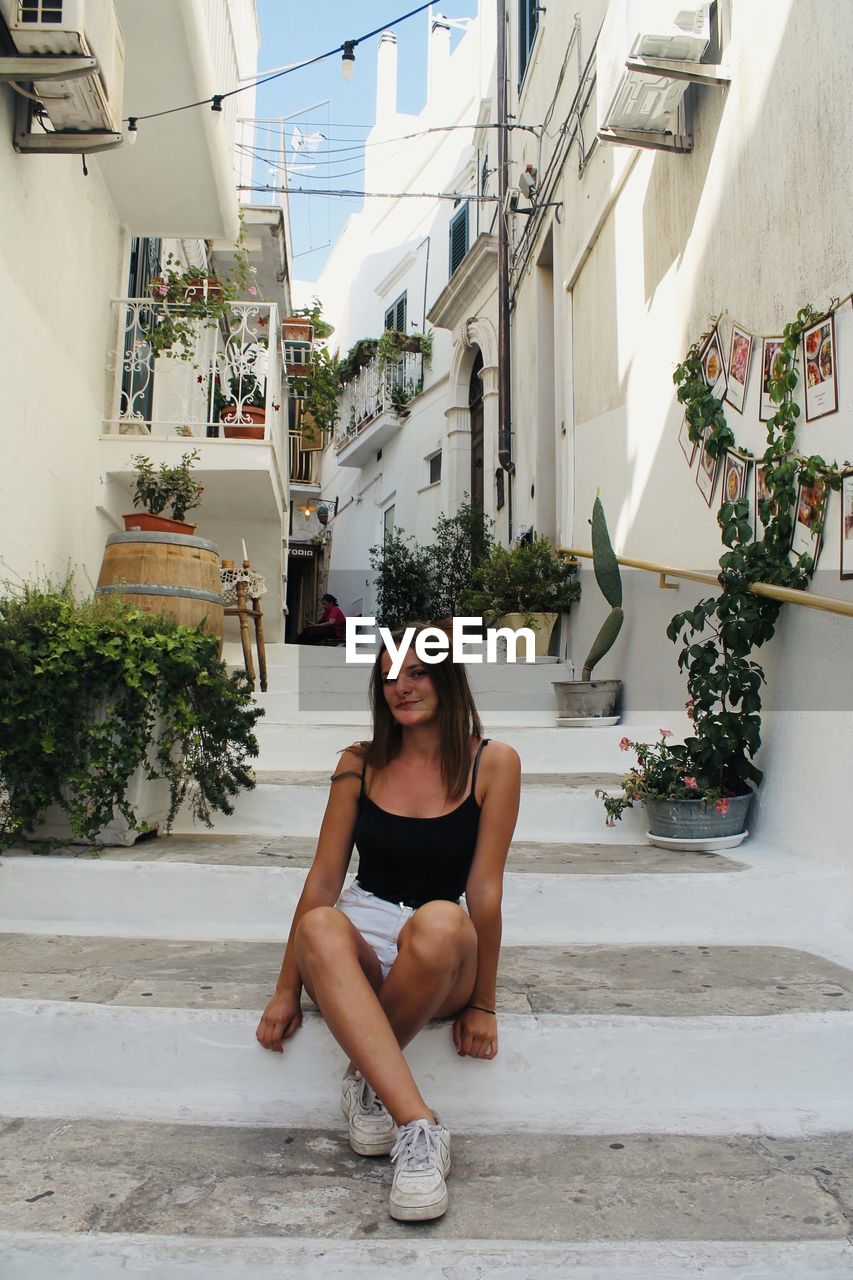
[790,476,827,567]
[841,474,853,580]
[802,313,838,421]
[721,451,750,506]
[759,337,784,421]
[695,429,720,507]
[678,414,698,466]
[725,323,753,414]
[700,326,727,401]
[753,462,771,541]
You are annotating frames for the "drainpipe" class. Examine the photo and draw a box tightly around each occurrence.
[496,0,514,541]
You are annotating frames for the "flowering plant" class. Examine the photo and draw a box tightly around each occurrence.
[597,728,735,827]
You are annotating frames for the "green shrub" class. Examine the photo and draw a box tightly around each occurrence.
[0,582,262,848]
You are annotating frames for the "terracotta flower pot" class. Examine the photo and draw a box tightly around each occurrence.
[221,404,266,440]
[123,513,197,535]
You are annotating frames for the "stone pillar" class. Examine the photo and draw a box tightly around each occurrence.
[445,405,471,513]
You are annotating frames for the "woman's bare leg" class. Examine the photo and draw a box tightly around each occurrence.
[295,906,433,1125]
[378,901,478,1048]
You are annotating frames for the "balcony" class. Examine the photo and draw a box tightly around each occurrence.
[97,0,246,239]
[289,432,321,489]
[100,299,287,526]
[335,351,424,468]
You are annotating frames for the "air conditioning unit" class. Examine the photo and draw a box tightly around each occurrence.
[597,1,710,138]
[0,0,124,134]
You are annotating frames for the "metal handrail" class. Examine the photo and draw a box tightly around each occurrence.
[560,547,853,620]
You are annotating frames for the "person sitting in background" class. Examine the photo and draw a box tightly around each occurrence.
[298,593,346,644]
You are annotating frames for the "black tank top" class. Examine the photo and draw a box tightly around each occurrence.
[353,740,490,905]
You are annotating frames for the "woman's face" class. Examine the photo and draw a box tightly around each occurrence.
[380,646,439,726]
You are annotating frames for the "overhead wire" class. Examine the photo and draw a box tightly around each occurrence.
[124,0,437,125]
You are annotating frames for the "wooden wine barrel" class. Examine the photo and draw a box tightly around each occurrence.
[97,531,224,640]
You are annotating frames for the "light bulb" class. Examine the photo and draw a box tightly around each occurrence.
[341,41,356,81]
[126,117,138,146]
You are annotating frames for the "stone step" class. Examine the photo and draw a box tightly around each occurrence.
[3,999,853,1133]
[5,1235,853,1280]
[169,775,648,842]
[251,720,674,772]
[1,1119,852,1264]
[4,833,745,874]
[2,936,851,1018]
[1,848,846,953]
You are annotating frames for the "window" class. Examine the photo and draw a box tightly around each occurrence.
[383,505,396,542]
[519,0,540,86]
[384,292,407,333]
[428,452,442,485]
[449,203,469,278]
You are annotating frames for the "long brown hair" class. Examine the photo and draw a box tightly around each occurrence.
[364,626,482,798]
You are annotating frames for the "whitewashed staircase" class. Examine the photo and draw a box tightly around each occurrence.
[1,645,852,1277]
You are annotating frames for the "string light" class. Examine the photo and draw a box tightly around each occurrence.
[126,116,138,146]
[122,1,435,138]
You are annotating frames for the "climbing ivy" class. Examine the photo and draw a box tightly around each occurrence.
[667,305,843,798]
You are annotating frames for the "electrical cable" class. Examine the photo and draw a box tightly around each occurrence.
[237,183,490,201]
[124,1,436,126]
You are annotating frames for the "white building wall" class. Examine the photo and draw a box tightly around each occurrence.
[314,7,497,617]
[0,89,126,586]
[507,0,853,889]
[0,1,285,637]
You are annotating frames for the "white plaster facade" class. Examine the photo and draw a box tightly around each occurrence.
[498,0,853,895]
[311,8,498,620]
[0,0,293,640]
[315,0,853,899]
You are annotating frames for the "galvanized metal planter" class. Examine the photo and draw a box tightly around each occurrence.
[644,793,753,840]
[552,679,622,719]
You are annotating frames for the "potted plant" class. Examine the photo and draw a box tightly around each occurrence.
[461,533,581,656]
[0,581,261,848]
[338,337,379,384]
[290,346,341,442]
[552,497,624,721]
[125,450,204,534]
[428,499,494,626]
[377,327,433,368]
[596,730,753,847]
[145,218,256,362]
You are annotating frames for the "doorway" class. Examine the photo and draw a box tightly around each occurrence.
[469,349,484,507]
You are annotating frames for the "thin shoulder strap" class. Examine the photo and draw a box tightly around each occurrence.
[470,738,490,798]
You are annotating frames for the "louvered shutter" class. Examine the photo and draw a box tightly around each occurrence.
[449,204,469,277]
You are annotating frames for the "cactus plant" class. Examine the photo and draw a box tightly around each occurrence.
[581,496,624,680]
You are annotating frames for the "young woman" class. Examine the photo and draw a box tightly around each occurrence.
[255,629,521,1221]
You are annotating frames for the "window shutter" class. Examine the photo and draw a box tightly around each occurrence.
[385,291,407,333]
[449,204,469,277]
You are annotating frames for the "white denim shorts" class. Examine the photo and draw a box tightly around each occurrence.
[335,881,414,980]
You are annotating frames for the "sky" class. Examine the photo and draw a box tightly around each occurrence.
[253,1,478,283]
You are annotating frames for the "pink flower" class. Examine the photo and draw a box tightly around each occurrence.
[660,728,673,738]
[156,283,169,297]
[685,700,695,720]
[715,797,729,814]
[247,285,258,296]
[683,776,698,789]
[619,737,631,751]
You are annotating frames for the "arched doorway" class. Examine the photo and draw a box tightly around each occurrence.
[468,349,484,507]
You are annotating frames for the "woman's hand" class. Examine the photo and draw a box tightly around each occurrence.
[256,991,303,1053]
[453,1006,498,1060]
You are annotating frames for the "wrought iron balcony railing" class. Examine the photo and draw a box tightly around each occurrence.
[335,350,423,453]
[104,299,285,452]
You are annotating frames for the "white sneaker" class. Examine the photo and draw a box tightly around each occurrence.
[340,1071,397,1157]
[389,1117,451,1221]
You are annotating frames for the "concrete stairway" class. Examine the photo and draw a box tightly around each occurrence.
[2,648,853,1276]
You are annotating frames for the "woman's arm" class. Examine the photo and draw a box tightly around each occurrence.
[455,741,521,1059]
[256,747,363,1052]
